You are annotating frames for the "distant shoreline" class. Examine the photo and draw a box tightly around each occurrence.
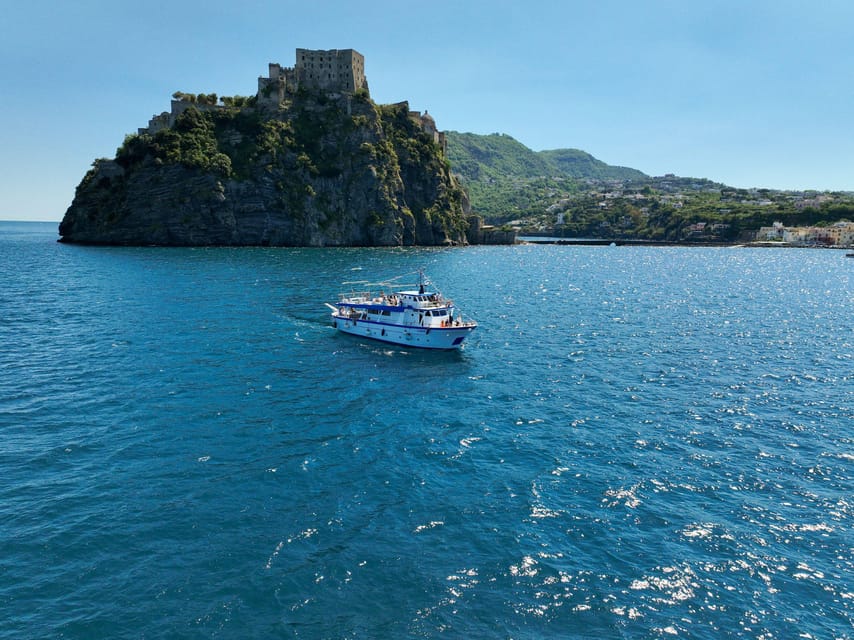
[1,222,850,250]
[518,237,853,249]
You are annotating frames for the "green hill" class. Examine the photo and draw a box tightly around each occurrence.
[444,132,554,181]
[445,131,647,221]
[445,131,854,241]
[538,148,646,181]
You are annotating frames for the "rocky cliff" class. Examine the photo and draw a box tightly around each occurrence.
[59,93,470,246]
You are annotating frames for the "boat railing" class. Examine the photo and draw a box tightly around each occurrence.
[338,290,468,315]
[338,292,403,307]
[406,296,450,310]
[338,291,371,303]
[444,318,477,328]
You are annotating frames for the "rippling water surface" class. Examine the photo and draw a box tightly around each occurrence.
[1,222,852,639]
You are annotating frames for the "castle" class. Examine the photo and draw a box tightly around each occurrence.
[140,49,370,135]
[139,48,444,153]
[258,48,369,106]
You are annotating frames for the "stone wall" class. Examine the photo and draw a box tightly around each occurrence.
[138,112,170,135]
[465,215,517,245]
[257,48,368,107]
[295,48,367,94]
[138,100,225,135]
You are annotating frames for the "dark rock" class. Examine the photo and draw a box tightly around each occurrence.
[59,95,470,247]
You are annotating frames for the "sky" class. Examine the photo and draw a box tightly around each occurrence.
[2,0,853,221]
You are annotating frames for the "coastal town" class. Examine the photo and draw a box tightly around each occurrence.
[444,133,854,246]
[553,177,854,246]
[754,219,854,247]
[467,170,854,247]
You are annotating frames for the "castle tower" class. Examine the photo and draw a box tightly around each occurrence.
[257,48,370,107]
[258,62,298,107]
[294,48,368,94]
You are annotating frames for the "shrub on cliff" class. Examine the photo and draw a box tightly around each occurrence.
[117,107,233,178]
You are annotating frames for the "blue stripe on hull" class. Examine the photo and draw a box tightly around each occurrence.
[332,318,474,350]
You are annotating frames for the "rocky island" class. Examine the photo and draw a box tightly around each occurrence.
[59,49,474,246]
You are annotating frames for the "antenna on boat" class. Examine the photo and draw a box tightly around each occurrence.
[418,269,426,294]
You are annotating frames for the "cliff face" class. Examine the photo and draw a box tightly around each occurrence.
[59,94,469,246]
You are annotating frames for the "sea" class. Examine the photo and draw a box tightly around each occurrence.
[1,221,852,639]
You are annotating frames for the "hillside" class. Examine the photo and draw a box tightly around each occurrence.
[59,94,469,246]
[444,132,554,182]
[445,132,647,221]
[444,131,854,241]
[538,148,646,181]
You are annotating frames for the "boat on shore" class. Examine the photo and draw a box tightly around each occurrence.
[326,272,477,349]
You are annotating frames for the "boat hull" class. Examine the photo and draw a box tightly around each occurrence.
[332,316,475,350]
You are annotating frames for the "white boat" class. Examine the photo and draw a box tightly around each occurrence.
[326,272,477,350]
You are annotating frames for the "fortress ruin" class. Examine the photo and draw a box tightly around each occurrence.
[258,48,369,106]
[138,48,444,152]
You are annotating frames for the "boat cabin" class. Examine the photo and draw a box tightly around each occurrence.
[397,291,445,309]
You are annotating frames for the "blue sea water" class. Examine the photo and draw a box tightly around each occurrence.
[1,221,852,639]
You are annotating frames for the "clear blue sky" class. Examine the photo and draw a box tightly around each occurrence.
[2,0,853,221]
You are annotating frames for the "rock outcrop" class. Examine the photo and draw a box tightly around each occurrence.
[59,93,470,246]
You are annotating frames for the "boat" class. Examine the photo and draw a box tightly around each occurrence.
[326,271,477,349]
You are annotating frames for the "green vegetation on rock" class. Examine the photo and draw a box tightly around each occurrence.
[60,92,469,246]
